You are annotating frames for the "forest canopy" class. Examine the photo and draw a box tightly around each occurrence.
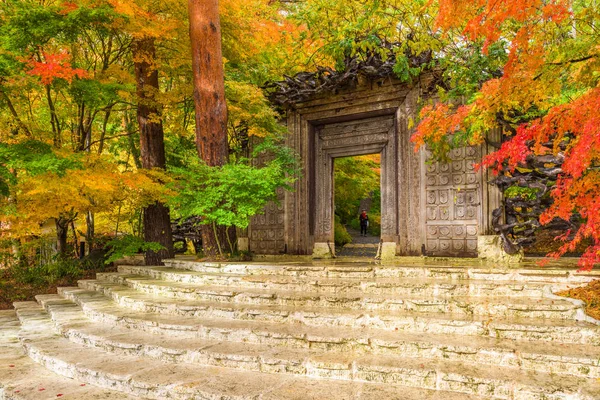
[0,0,598,269]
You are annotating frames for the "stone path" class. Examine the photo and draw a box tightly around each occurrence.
[2,258,600,399]
[336,226,379,257]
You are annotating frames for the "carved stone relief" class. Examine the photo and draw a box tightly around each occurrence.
[249,154,286,254]
[425,146,481,256]
[249,77,493,257]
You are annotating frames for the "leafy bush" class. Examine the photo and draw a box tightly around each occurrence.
[168,139,299,230]
[104,234,164,265]
[167,138,299,256]
[45,257,83,281]
[334,216,352,246]
[7,256,82,285]
[367,214,381,236]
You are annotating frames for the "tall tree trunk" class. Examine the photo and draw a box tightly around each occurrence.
[132,37,174,265]
[55,217,69,257]
[188,0,235,257]
[86,211,95,248]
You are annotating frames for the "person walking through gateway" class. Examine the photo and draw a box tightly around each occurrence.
[359,209,369,237]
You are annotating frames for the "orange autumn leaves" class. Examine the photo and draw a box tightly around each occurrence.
[435,0,570,53]
[414,0,600,269]
[24,51,87,85]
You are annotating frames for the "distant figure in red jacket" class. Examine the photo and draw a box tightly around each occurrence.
[359,210,369,237]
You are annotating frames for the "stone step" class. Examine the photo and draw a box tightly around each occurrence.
[0,310,139,400]
[13,302,600,400]
[10,302,489,400]
[91,275,582,320]
[57,286,600,346]
[114,266,575,298]
[35,294,600,379]
[161,259,600,284]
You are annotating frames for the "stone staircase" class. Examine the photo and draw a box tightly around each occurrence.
[2,258,600,399]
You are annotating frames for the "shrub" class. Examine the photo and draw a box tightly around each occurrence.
[334,216,352,246]
[104,234,164,265]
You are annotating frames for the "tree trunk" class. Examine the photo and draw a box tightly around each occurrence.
[86,211,95,248]
[132,37,174,265]
[55,217,69,256]
[188,0,235,257]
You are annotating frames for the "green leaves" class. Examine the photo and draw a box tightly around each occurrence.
[0,1,119,53]
[0,2,64,51]
[104,234,164,265]
[392,54,422,83]
[0,140,81,196]
[291,0,441,70]
[168,140,299,230]
[438,41,508,100]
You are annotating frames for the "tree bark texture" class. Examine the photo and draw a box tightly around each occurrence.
[188,0,229,166]
[55,217,69,256]
[188,0,235,257]
[132,37,174,265]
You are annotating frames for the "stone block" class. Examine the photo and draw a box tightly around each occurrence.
[477,235,523,267]
[238,237,249,252]
[312,242,334,259]
[379,242,397,261]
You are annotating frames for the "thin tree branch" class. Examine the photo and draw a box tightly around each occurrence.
[0,87,33,137]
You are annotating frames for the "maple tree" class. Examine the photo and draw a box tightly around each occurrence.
[0,0,305,265]
[413,0,600,269]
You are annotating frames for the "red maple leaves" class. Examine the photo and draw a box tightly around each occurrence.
[462,88,599,270]
[415,0,600,270]
[24,51,87,85]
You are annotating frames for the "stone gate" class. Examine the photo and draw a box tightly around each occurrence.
[245,73,501,258]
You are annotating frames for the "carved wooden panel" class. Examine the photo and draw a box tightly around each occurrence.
[249,187,286,254]
[425,146,481,256]
[248,148,286,254]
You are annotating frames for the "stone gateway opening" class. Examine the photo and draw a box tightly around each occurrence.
[333,154,382,258]
[246,74,501,258]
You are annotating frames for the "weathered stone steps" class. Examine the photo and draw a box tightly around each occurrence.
[6,259,600,399]
[13,302,600,400]
[57,286,600,347]
[34,295,600,379]
[110,267,572,298]
[0,310,138,400]
[88,275,582,320]
[162,260,600,284]
[8,303,484,400]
